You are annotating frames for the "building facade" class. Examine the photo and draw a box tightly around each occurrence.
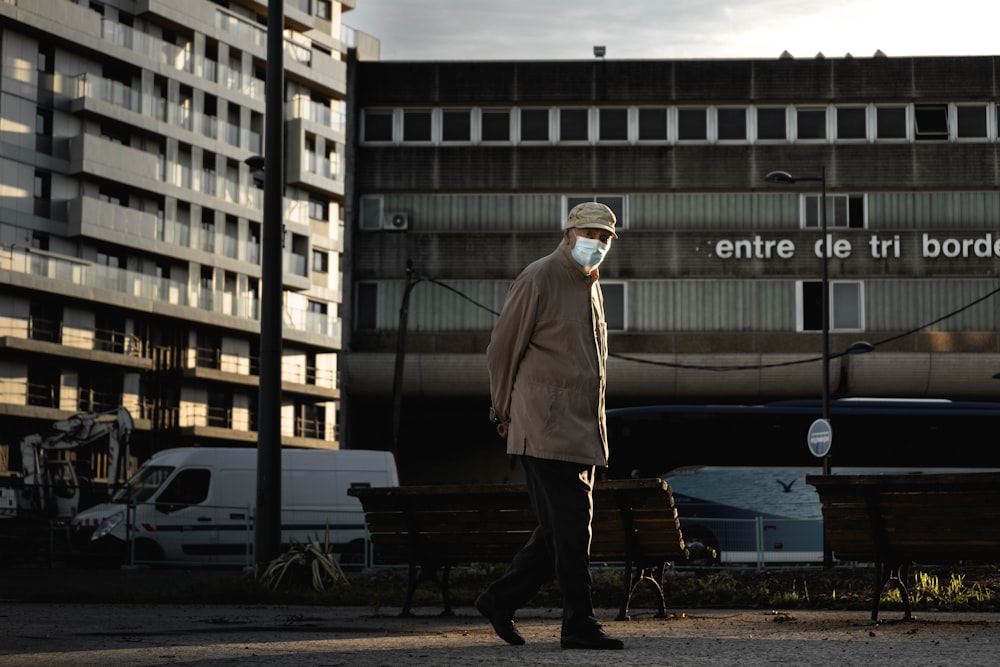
[0,0,359,478]
[345,55,1000,482]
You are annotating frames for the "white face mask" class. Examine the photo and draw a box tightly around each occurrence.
[571,236,610,272]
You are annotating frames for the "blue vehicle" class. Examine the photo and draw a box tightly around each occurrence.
[662,466,824,565]
[662,464,994,565]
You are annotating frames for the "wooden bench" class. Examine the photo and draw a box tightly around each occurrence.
[806,472,1000,623]
[348,478,689,620]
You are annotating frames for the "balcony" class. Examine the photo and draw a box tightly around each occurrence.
[1,245,334,340]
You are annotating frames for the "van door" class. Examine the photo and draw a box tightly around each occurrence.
[143,468,217,563]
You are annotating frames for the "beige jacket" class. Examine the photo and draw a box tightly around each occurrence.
[486,242,610,467]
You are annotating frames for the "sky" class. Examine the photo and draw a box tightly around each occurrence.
[344,1,1000,62]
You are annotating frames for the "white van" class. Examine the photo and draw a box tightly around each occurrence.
[71,447,398,566]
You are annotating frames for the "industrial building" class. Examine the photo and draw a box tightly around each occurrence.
[344,53,1000,481]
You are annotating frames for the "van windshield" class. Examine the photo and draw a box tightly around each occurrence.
[111,465,175,503]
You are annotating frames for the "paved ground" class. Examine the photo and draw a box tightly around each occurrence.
[2,566,1000,666]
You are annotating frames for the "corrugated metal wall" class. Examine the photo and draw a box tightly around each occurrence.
[373,276,1000,334]
[377,191,1000,232]
[865,279,1000,331]
[869,192,1000,229]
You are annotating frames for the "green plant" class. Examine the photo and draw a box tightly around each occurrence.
[882,569,994,609]
[256,528,349,592]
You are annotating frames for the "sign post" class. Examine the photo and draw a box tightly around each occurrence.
[807,418,832,462]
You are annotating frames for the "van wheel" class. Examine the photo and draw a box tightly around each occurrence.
[682,527,720,566]
[132,539,164,565]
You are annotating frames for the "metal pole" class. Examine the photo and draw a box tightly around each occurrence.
[391,261,416,468]
[255,0,284,568]
[820,166,830,474]
[819,166,832,569]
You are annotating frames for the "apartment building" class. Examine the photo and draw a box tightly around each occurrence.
[0,0,359,478]
[344,54,1000,482]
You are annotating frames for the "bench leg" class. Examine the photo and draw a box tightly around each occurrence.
[440,565,455,617]
[617,562,667,621]
[399,561,454,617]
[400,561,419,617]
[872,560,913,624]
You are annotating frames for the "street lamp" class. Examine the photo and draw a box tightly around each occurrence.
[765,168,832,467]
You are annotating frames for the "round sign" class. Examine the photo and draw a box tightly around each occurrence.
[807,418,833,458]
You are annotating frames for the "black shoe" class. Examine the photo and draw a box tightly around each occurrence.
[475,592,525,646]
[560,627,624,650]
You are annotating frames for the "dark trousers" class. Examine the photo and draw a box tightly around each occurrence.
[484,455,599,634]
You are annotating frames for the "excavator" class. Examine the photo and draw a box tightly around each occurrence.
[1,407,134,522]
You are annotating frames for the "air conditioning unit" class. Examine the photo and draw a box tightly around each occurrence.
[382,212,409,231]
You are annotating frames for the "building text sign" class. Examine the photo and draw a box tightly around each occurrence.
[713,233,1000,260]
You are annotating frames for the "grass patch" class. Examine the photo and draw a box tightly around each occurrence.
[10,562,1000,613]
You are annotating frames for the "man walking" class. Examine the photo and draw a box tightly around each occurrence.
[476,201,624,650]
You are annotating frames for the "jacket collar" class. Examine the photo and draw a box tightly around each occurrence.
[555,241,600,283]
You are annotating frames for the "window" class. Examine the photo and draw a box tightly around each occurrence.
[315,0,332,20]
[559,108,589,141]
[677,108,707,140]
[312,249,328,273]
[717,107,746,140]
[756,107,786,140]
[403,110,432,142]
[957,105,988,139]
[520,108,549,141]
[599,108,628,141]
[200,209,216,253]
[876,106,907,139]
[29,301,60,343]
[28,365,59,407]
[481,109,510,141]
[206,390,231,427]
[914,104,948,141]
[363,109,393,142]
[442,109,471,142]
[38,44,54,74]
[602,282,626,331]
[156,469,210,509]
[796,108,826,140]
[356,282,378,330]
[296,403,325,439]
[638,108,667,140]
[359,195,383,231]
[36,107,52,136]
[803,194,865,229]
[308,194,329,221]
[800,281,863,332]
[566,195,626,229]
[836,107,867,140]
[34,170,51,199]
[97,247,126,269]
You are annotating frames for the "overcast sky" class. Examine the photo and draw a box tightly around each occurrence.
[344,1,1000,61]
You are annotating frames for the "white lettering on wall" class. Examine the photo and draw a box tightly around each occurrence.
[922,233,1000,258]
[715,236,795,259]
[711,233,1000,261]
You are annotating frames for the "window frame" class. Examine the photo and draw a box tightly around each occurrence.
[601,281,627,331]
[798,280,864,333]
[518,107,552,143]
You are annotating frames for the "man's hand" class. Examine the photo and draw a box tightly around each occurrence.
[496,421,509,438]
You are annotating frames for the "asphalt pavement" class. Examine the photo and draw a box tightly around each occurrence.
[2,566,1000,666]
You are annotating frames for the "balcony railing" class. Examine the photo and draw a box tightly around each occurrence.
[1,245,338,338]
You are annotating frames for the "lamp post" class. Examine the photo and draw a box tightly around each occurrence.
[765,168,831,469]
[767,167,837,567]
[253,0,285,569]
